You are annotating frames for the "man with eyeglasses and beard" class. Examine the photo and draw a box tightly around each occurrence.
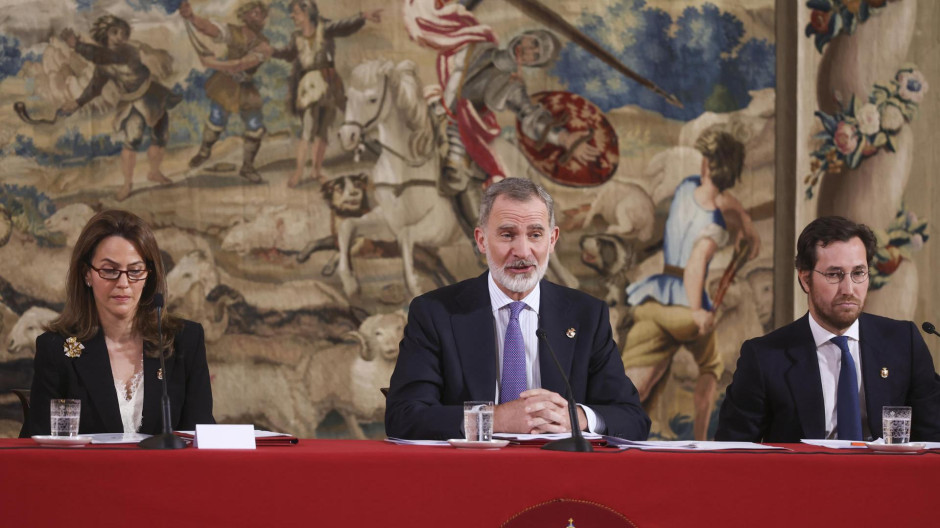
[717,216,940,443]
[385,178,649,441]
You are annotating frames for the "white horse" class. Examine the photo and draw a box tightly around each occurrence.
[337,59,463,298]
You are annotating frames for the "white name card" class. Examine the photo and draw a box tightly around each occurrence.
[194,424,256,450]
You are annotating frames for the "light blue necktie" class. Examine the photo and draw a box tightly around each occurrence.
[500,302,527,404]
[831,335,862,440]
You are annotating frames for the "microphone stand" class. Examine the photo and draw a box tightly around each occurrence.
[139,293,187,450]
[535,328,593,452]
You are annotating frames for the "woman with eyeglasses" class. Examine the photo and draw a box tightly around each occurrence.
[23,209,214,437]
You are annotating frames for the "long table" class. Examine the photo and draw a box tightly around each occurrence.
[1,438,936,527]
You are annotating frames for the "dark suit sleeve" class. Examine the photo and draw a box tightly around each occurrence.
[385,297,463,440]
[716,339,769,441]
[23,333,65,437]
[906,322,940,441]
[175,322,215,429]
[584,302,650,440]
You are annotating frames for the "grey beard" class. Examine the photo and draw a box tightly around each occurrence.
[487,253,550,294]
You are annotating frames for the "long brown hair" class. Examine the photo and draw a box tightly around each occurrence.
[46,209,182,357]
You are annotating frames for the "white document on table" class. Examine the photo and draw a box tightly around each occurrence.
[610,439,781,450]
[176,429,292,438]
[88,433,152,444]
[253,430,295,438]
[385,437,451,446]
[812,438,940,450]
[800,439,868,449]
[494,432,603,441]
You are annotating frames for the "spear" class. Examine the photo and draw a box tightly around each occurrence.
[501,0,683,108]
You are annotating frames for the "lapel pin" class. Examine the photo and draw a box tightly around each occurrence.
[881,367,888,379]
[566,328,576,339]
[157,368,164,380]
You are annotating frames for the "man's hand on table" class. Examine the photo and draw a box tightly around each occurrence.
[493,388,588,434]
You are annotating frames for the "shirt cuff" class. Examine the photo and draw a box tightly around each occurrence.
[578,404,605,434]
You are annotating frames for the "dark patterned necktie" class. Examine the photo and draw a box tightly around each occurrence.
[831,335,862,440]
[500,302,527,403]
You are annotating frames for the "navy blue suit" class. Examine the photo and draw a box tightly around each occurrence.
[717,313,940,442]
[23,320,214,437]
[384,273,650,440]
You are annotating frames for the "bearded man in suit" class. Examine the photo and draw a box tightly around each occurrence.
[385,178,649,440]
[717,216,940,442]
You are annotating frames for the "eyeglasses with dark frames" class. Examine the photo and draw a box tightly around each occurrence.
[813,268,868,284]
[88,264,150,282]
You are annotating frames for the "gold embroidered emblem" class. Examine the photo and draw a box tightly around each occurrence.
[157,368,164,380]
[881,367,889,379]
[566,328,576,339]
[63,337,84,358]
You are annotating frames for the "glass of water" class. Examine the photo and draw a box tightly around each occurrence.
[463,401,494,442]
[883,406,912,444]
[50,399,81,437]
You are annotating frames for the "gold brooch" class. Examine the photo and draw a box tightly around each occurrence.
[566,328,576,339]
[881,367,889,379]
[63,337,84,358]
[157,368,163,380]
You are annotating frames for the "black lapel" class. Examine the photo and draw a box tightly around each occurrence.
[858,314,889,437]
[140,354,163,434]
[72,331,123,432]
[536,281,573,396]
[784,315,826,439]
[452,274,498,400]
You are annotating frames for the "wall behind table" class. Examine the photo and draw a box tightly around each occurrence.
[0,0,777,440]
[793,1,940,371]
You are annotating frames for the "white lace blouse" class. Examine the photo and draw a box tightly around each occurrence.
[114,367,144,433]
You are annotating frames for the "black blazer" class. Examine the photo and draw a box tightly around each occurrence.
[385,273,650,440]
[716,313,940,442]
[22,320,215,437]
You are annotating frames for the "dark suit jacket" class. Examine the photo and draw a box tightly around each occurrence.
[384,273,650,440]
[22,320,215,437]
[716,313,940,442]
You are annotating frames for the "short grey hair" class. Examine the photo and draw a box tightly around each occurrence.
[478,178,555,229]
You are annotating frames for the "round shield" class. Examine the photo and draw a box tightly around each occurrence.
[517,91,619,187]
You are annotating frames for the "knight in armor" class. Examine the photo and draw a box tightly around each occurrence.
[179,0,271,183]
[58,16,181,201]
[437,28,599,238]
[271,1,382,188]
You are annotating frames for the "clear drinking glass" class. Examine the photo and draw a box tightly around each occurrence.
[50,399,81,437]
[883,406,912,444]
[463,401,494,442]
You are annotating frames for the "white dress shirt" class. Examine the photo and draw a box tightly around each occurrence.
[487,274,600,432]
[808,314,869,439]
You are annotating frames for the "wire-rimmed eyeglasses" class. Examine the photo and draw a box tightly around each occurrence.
[813,268,868,284]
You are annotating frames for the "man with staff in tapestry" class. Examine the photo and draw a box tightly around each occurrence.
[179,0,271,184]
[55,15,180,202]
[271,1,383,188]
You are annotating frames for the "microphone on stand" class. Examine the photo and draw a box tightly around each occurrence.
[922,322,940,338]
[534,325,593,452]
[139,293,187,450]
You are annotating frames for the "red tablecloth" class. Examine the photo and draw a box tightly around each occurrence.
[0,439,935,527]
